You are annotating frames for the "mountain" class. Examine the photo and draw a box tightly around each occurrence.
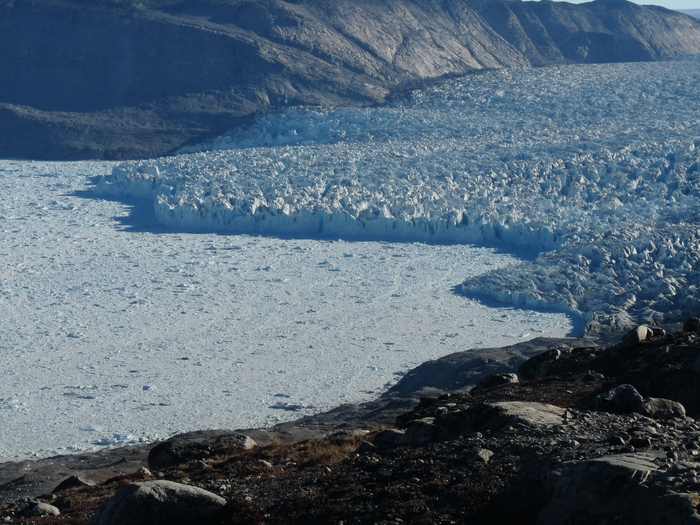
[472,0,700,66]
[1,0,700,160]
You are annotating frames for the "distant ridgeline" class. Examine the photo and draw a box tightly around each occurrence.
[1,0,700,160]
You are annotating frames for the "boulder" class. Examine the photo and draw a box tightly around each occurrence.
[642,397,686,419]
[593,384,645,414]
[593,385,686,419]
[373,418,451,448]
[89,480,226,525]
[403,418,451,446]
[518,348,564,380]
[373,429,410,448]
[52,475,95,493]
[471,373,519,392]
[620,325,652,348]
[466,448,494,463]
[684,318,700,333]
[24,502,60,517]
[148,430,256,469]
[538,452,700,524]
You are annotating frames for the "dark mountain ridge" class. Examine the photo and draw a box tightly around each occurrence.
[1,0,700,160]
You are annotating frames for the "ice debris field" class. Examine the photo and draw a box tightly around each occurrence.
[0,162,572,460]
[102,55,700,330]
[1,55,699,460]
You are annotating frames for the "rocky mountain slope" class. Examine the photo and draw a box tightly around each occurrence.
[2,320,700,523]
[1,0,700,160]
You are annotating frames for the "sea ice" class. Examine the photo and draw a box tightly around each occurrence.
[0,161,573,460]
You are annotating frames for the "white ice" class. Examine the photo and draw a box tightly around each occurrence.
[101,56,700,327]
[0,161,573,460]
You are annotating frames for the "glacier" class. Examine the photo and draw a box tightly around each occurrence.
[97,56,700,330]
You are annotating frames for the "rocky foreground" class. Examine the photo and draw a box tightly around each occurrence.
[2,0,700,160]
[2,319,700,523]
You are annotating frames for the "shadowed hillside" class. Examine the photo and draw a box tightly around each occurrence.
[1,0,699,160]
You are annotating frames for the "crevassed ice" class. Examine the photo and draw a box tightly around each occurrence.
[96,56,700,329]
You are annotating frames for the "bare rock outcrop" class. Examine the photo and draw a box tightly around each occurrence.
[539,453,700,525]
[4,322,700,524]
[2,0,700,160]
[147,430,256,470]
[472,372,519,391]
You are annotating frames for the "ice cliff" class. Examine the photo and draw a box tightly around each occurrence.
[96,56,700,330]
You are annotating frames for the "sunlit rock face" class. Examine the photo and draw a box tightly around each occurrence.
[1,0,699,160]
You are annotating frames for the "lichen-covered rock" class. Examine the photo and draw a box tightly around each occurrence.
[538,453,700,525]
[593,384,645,414]
[620,325,652,348]
[593,385,686,419]
[52,476,95,493]
[472,373,519,392]
[23,502,60,518]
[466,447,494,463]
[437,401,568,436]
[518,348,565,380]
[148,430,256,470]
[642,397,686,419]
[480,402,567,432]
[89,480,226,525]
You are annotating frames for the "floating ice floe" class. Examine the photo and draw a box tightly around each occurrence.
[96,56,700,329]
